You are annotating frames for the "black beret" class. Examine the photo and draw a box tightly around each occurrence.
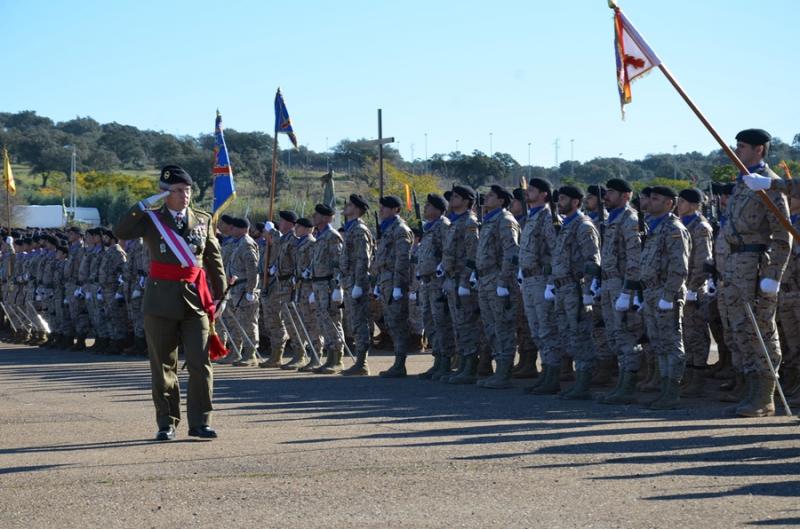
[650,185,677,199]
[66,226,83,235]
[452,185,476,202]
[279,210,298,223]
[379,195,402,209]
[606,178,633,193]
[254,222,265,231]
[720,183,735,195]
[528,177,552,195]
[56,244,69,254]
[315,203,334,216]
[640,186,653,197]
[349,193,369,211]
[22,237,32,244]
[219,214,233,225]
[678,188,703,204]
[296,217,313,228]
[490,184,513,202]
[43,235,57,245]
[512,188,526,202]
[558,185,584,200]
[736,128,771,146]
[105,229,118,240]
[159,165,192,188]
[426,193,447,212]
[443,190,453,202]
[587,184,607,198]
[230,217,250,229]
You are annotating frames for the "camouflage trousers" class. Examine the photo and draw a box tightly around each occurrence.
[513,282,537,360]
[715,281,740,371]
[378,280,410,356]
[343,284,371,355]
[66,282,91,338]
[683,292,711,368]
[777,290,800,370]
[419,277,454,358]
[408,287,424,336]
[127,295,145,339]
[521,275,562,367]
[52,290,70,335]
[102,284,128,340]
[262,280,290,357]
[229,292,260,359]
[721,253,781,376]
[642,289,686,381]
[41,288,60,334]
[477,272,518,362]
[442,277,479,358]
[85,285,107,339]
[600,277,643,372]
[554,282,596,371]
[312,280,343,356]
[296,284,322,355]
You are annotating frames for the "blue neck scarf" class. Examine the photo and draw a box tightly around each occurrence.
[528,206,544,219]
[380,215,398,233]
[681,213,698,227]
[423,216,442,232]
[607,207,625,224]
[483,208,503,223]
[738,161,766,180]
[647,213,669,232]
[447,211,466,222]
[561,211,580,227]
[343,219,357,232]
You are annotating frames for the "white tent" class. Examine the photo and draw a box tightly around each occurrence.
[11,205,101,228]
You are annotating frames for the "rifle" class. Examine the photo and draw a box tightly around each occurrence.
[706,183,720,238]
[374,211,381,240]
[411,189,423,234]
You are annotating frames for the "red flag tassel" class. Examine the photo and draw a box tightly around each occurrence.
[208,320,229,361]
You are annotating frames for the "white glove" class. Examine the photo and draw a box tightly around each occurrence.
[615,292,631,312]
[332,288,344,303]
[351,285,363,299]
[392,287,403,301]
[435,263,444,278]
[544,284,556,301]
[373,285,381,298]
[131,289,142,299]
[658,298,674,310]
[582,294,594,306]
[634,294,644,312]
[469,271,477,288]
[458,285,471,297]
[686,290,698,301]
[35,294,42,302]
[409,291,417,301]
[590,278,601,297]
[742,173,772,191]
[117,274,125,285]
[301,268,312,280]
[268,264,278,276]
[96,290,104,301]
[245,292,254,302]
[496,286,510,297]
[138,276,146,288]
[706,278,717,297]
[263,221,276,233]
[141,190,170,208]
[517,269,523,285]
[63,297,70,305]
[308,292,316,304]
[114,292,125,301]
[760,278,780,294]
[73,287,84,298]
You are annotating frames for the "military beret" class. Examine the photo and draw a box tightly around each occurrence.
[379,195,402,209]
[443,190,453,202]
[32,234,41,242]
[43,235,57,245]
[640,186,653,197]
[349,193,369,211]
[720,183,735,195]
[736,128,771,146]
[426,193,447,212]
[279,210,298,224]
[254,222,265,232]
[452,184,476,202]
[296,217,313,228]
[66,226,83,235]
[56,244,69,254]
[315,203,334,216]
[159,165,192,188]
[22,237,32,244]
[489,184,513,203]
[558,185,584,201]
[678,188,704,204]
[528,178,552,195]
[219,214,234,225]
[606,178,633,193]
[587,184,607,198]
[512,188,526,202]
[229,217,250,229]
[106,229,118,240]
[650,185,678,199]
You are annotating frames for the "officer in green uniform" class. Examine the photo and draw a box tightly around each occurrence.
[114,165,226,441]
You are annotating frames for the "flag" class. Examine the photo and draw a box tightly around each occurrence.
[611,1,661,117]
[404,183,412,212]
[212,110,236,218]
[274,89,298,150]
[3,148,16,196]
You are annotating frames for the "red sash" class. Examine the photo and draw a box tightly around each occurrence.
[149,261,216,321]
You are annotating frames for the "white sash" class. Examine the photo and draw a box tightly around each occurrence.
[138,202,198,268]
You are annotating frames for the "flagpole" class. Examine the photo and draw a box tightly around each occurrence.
[264,132,279,280]
[654,63,799,240]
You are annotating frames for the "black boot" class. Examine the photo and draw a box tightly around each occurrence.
[379,354,407,378]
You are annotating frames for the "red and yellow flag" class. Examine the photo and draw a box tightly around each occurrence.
[3,148,16,196]
[404,183,412,211]
[611,1,661,118]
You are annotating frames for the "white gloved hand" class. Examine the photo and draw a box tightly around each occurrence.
[496,286,510,297]
[742,173,772,191]
[63,297,70,305]
[263,221,276,233]
[96,290,104,301]
[582,294,595,306]
[245,292,254,302]
[35,293,42,302]
[351,285,363,299]
[268,264,278,276]
[117,274,125,285]
[373,285,381,298]
[131,289,142,299]
[138,276,146,288]
[706,278,717,297]
[140,190,170,208]
[114,292,125,301]
[544,284,556,301]
[634,294,644,312]
[658,298,674,310]
[469,271,477,288]
[760,277,780,294]
[686,290,698,301]
[435,262,444,278]
[615,292,631,312]
[392,287,403,301]
[409,291,417,301]
[308,292,316,304]
[458,285,471,297]
[74,287,84,298]
[590,278,601,297]
[302,268,311,280]
[517,269,523,285]
[332,288,344,303]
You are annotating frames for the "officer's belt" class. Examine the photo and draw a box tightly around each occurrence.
[729,243,767,254]
[312,275,333,282]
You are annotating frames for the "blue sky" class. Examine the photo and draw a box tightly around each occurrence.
[3,0,798,165]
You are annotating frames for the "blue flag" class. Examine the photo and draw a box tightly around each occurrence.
[274,88,298,149]
[212,110,236,218]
